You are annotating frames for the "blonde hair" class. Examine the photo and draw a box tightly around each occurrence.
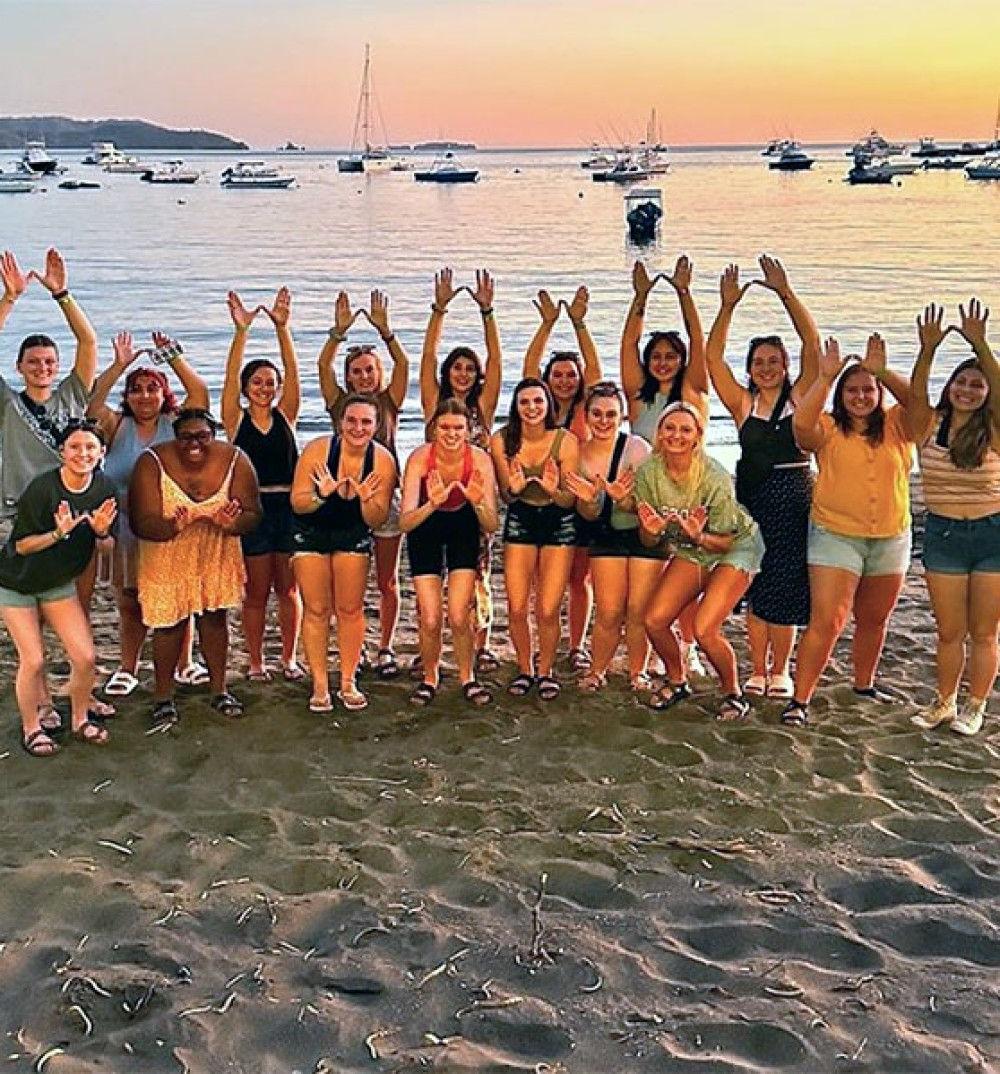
[655,402,706,508]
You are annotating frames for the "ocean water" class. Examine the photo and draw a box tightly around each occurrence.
[1,146,997,466]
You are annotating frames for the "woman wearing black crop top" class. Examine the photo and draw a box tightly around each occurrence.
[222,287,303,684]
[704,259,820,699]
[290,395,397,713]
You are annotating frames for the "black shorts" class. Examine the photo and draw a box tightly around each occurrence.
[589,526,667,560]
[242,492,296,557]
[291,520,372,556]
[503,500,576,548]
[407,504,480,578]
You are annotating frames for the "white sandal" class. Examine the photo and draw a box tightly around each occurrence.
[767,673,795,700]
[744,674,768,697]
[175,661,210,687]
[104,669,140,697]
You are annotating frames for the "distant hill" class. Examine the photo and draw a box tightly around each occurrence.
[0,116,248,151]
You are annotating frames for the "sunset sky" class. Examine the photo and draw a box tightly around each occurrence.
[3,0,998,148]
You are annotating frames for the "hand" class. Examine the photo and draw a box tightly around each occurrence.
[860,332,887,377]
[631,259,655,300]
[720,264,750,310]
[261,286,291,328]
[956,297,990,350]
[212,498,242,531]
[434,267,458,310]
[227,290,256,331]
[637,501,666,537]
[88,497,118,537]
[819,337,846,382]
[367,289,390,335]
[0,251,27,302]
[676,505,707,543]
[425,468,450,508]
[151,330,180,352]
[567,285,589,324]
[472,269,494,311]
[355,471,383,503]
[539,458,561,498]
[172,505,192,532]
[605,467,635,503]
[564,469,598,503]
[916,303,948,352]
[661,254,692,294]
[533,289,559,327]
[756,254,790,297]
[507,459,527,496]
[28,248,67,295]
[112,331,139,370]
[311,462,339,500]
[460,466,486,507]
[53,500,87,539]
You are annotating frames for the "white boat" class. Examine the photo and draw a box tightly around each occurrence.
[846,130,906,158]
[768,144,813,170]
[762,138,794,157]
[140,160,200,184]
[0,167,36,193]
[413,153,478,183]
[102,150,151,174]
[966,155,1000,180]
[83,141,117,165]
[22,140,58,174]
[220,161,295,189]
[581,144,616,170]
[852,152,919,176]
[637,145,670,175]
[592,153,649,183]
[846,159,895,185]
[337,44,408,174]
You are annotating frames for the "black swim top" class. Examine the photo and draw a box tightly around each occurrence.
[234,410,298,488]
[735,382,806,503]
[311,436,375,531]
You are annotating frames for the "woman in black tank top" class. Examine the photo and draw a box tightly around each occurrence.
[222,287,303,684]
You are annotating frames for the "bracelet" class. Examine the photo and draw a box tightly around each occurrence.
[234,324,249,335]
[479,307,494,318]
[52,289,69,302]
[380,332,395,345]
[56,292,74,307]
[53,528,68,542]
[327,328,345,342]
[431,303,447,315]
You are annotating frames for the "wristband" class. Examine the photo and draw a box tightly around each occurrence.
[234,324,249,335]
[431,303,447,315]
[327,328,345,342]
[479,307,494,318]
[56,293,74,307]
[53,528,69,542]
[52,289,69,302]
[380,332,395,345]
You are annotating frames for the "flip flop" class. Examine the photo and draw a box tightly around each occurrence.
[104,669,140,697]
[88,697,116,720]
[72,719,109,746]
[475,649,501,674]
[780,701,809,727]
[210,692,246,719]
[648,682,692,712]
[409,682,437,707]
[308,694,333,714]
[282,663,306,682]
[37,703,64,734]
[461,681,493,706]
[375,649,400,680]
[175,662,210,687]
[337,685,369,711]
[507,674,534,697]
[22,728,60,757]
[743,675,768,697]
[767,673,795,700]
[717,694,751,722]
[247,668,273,683]
[567,648,592,674]
[537,675,562,701]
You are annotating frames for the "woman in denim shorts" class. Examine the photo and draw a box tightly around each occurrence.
[783,336,915,726]
[908,300,1000,737]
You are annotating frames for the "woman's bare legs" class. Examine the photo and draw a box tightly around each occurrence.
[293,554,334,703]
[793,565,859,703]
[693,566,754,695]
[374,534,402,652]
[588,557,628,677]
[504,544,540,675]
[332,553,370,695]
[645,559,702,684]
[567,547,593,654]
[627,557,664,681]
[851,572,905,691]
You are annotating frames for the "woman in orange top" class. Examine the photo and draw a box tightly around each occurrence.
[784,336,913,726]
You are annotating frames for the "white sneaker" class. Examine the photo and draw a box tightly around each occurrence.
[911,697,957,730]
[951,702,985,737]
[685,646,708,679]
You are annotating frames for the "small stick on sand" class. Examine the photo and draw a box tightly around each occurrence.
[33,1047,65,1073]
[96,839,133,857]
[67,1005,93,1036]
[92,779,112,794]
[578,958,603,993]
[530,872,550,962]
[365,1028,397,1060]
[352,925,392,947]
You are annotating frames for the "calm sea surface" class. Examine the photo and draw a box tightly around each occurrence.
[1,147,998,466]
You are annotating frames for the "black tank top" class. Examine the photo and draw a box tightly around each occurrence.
[234,410,298,487]
[735,383,806,504]
[311,437,375,531]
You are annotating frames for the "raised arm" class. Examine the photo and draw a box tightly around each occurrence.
[523,290,560,379]
[317,291,353,415]
[793,338,845,452]
[367,289,409,410]
[30,249,98,391]
[420,268,458,420]
[907,304,947,441]
[159,332,209,412]
[620,260,656,400]
[705,265,753,422]
[86,331,135,441]
[567,286,603,385]
[860,332,910,406]
[260,286,300,427]
[756,254,821,398]
[223,291,255,441]
[664,256,707,395]
[474,269,502,426]
[0,251,27,333]
[956,298,1000,431]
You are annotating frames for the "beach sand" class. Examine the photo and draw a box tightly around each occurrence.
[2,487,999,1073]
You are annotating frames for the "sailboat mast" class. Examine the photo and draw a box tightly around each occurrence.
[361,43,372,154]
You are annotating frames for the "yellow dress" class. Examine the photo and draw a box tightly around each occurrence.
[137,451,246,629]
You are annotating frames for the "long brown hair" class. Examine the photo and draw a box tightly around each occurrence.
[936,358,993,470]
[831,364,885,445]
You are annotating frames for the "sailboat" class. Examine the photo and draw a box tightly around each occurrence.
[337,45,406,174]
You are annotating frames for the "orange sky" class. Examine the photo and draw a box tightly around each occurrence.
[3,0,998,146]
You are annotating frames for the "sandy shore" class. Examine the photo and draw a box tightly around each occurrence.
[2,483,999,1073]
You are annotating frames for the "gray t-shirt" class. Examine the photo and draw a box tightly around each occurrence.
[0,372,90,518]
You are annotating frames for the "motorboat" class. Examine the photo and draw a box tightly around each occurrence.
[592,152,649,183]
[966,155,1000,180]
[846,159,895,184]
[922,157,971,170]
[637,145,670,175]
[768,144,813,170]
[82,141,117,165]
[413,153,478,183]
[337,44,408,174]
[912,137,968,158]
[21,140,58,174]
[624,187,663,245]
[220,161,295,188]
[0,169,35,193]
[58,179,101,190]
[581,145,616,171]
[846,130,906,158]
[851,152,918,176]
[762,138,791,156]
[140,160,200,184]
[103,151,151,174]
[336,155,364,174]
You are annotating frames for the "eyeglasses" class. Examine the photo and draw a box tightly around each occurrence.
[177,430,214,444]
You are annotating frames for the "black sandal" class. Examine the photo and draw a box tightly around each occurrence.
[150,699,180,727]
[210,692,246,719]
[462,681,493,706]
[375,648,400,680]
[475,649,501,674]
[537,675,562,701]
[409,682,437,707]
[72,719,110,746]
[780,701,809,727]
[648,681,692,711]
[22,728,60,757]
[507,674,535,697]
[717,694,751,722]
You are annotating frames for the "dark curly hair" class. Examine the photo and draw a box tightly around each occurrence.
[637,331,687,404]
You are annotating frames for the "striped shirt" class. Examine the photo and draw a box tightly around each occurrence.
[919,420,1000,518]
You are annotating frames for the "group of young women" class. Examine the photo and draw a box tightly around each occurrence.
[1,248,996,757]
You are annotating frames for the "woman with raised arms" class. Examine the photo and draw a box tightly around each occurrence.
[290,394,396,713]
[399,399,499,707]
[563,382,654,692]
[319,289,409,679]
[635,402,764,720]
[782,336,914,727]
[490,377,579,699]
[88,329,210,696]
[421,267,502,672]
[523,285,603,673]
[222,287,303,684]
[908,300,1000,736]
[704,257,819,699]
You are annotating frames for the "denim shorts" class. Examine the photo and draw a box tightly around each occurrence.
[807,522,912,577]
[720,529,766,574]
[923,511,1000,575]
[0,580,77,608]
